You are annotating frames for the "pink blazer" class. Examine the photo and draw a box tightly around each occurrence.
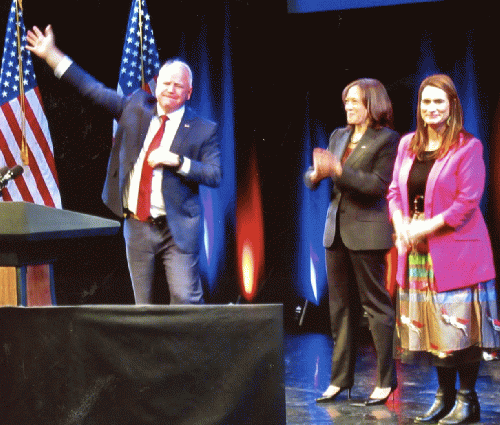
[387,132,495,292]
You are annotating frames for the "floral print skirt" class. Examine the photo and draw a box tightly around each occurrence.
[396,251,500,360]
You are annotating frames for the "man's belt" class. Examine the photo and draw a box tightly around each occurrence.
[124,210,167,226]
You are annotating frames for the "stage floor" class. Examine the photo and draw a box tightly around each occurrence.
[284,330,500,425]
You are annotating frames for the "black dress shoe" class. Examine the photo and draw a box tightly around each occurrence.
[438,389,480,425]
[363,385,397,406]
[316,387,352,403]
[414,388,456,423]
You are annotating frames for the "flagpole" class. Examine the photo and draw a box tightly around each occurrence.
[15,0,28,166]
[137,0,146,90]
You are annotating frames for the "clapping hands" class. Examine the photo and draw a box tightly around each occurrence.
[309,148,342,184]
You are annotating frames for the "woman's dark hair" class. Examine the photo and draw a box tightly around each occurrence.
[342,78,394,129]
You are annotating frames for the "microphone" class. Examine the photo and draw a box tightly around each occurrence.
[0,165,24,189]
[0,166,9,178]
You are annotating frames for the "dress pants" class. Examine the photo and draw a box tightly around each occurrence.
[325,234,396,389]
[123,216,204,305]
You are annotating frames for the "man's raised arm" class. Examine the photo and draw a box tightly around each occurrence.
[26,25,65,70]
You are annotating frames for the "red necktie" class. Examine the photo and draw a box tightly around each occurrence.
[136,115,168,221]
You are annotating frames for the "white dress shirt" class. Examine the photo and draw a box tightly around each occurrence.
[54,56,191,218]
[124,106,190,217]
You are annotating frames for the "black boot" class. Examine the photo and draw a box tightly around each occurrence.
[414,387,456,423]
[438,389,480,425]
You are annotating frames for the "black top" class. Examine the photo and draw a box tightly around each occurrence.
[408,151,436,215]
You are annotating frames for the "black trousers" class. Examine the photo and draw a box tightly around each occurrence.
[325,234,396,389]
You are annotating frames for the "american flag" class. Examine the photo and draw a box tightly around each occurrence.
[0,0,61,208]
[114,0,161,135]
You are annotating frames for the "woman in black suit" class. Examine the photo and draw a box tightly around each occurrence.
[304,78,399,405]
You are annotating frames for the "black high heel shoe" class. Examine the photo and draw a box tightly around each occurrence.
[316,386,352,403]
[363,385,397,406]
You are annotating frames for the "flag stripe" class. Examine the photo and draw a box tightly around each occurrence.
[22,93,60,205]
[0,117,35,203]
[31,88,59,184]
[0,0,61,208]
[1,99,56,206]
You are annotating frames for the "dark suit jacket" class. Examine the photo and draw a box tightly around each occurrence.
[62,63,221,254]
[305,126,398,251]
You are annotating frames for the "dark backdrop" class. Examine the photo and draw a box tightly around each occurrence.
[1,0,498,329]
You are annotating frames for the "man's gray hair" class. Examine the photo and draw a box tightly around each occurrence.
[161,58,193,87]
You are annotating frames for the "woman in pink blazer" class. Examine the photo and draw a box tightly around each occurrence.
[388,74,500,425]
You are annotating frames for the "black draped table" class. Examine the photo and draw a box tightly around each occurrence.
[0,303,285,425]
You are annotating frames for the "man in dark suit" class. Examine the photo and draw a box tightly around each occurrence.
[27,25,221,305]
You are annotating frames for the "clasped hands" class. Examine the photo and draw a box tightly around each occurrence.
[393,217,434,255]
[309,148,342,184]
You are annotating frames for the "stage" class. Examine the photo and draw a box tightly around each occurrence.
[285,329,500,425]
[2,304,500,424]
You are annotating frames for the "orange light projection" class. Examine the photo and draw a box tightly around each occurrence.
[236,148,264,302]
[242,243,255,296]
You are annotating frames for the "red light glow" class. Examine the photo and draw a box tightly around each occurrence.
[242,242,255,295]
[236,148,264,301]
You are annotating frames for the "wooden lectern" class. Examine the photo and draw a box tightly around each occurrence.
[0,202,120,306]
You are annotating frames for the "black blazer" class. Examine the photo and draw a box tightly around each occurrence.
[305,126,398,251]
[62,63,222,254]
